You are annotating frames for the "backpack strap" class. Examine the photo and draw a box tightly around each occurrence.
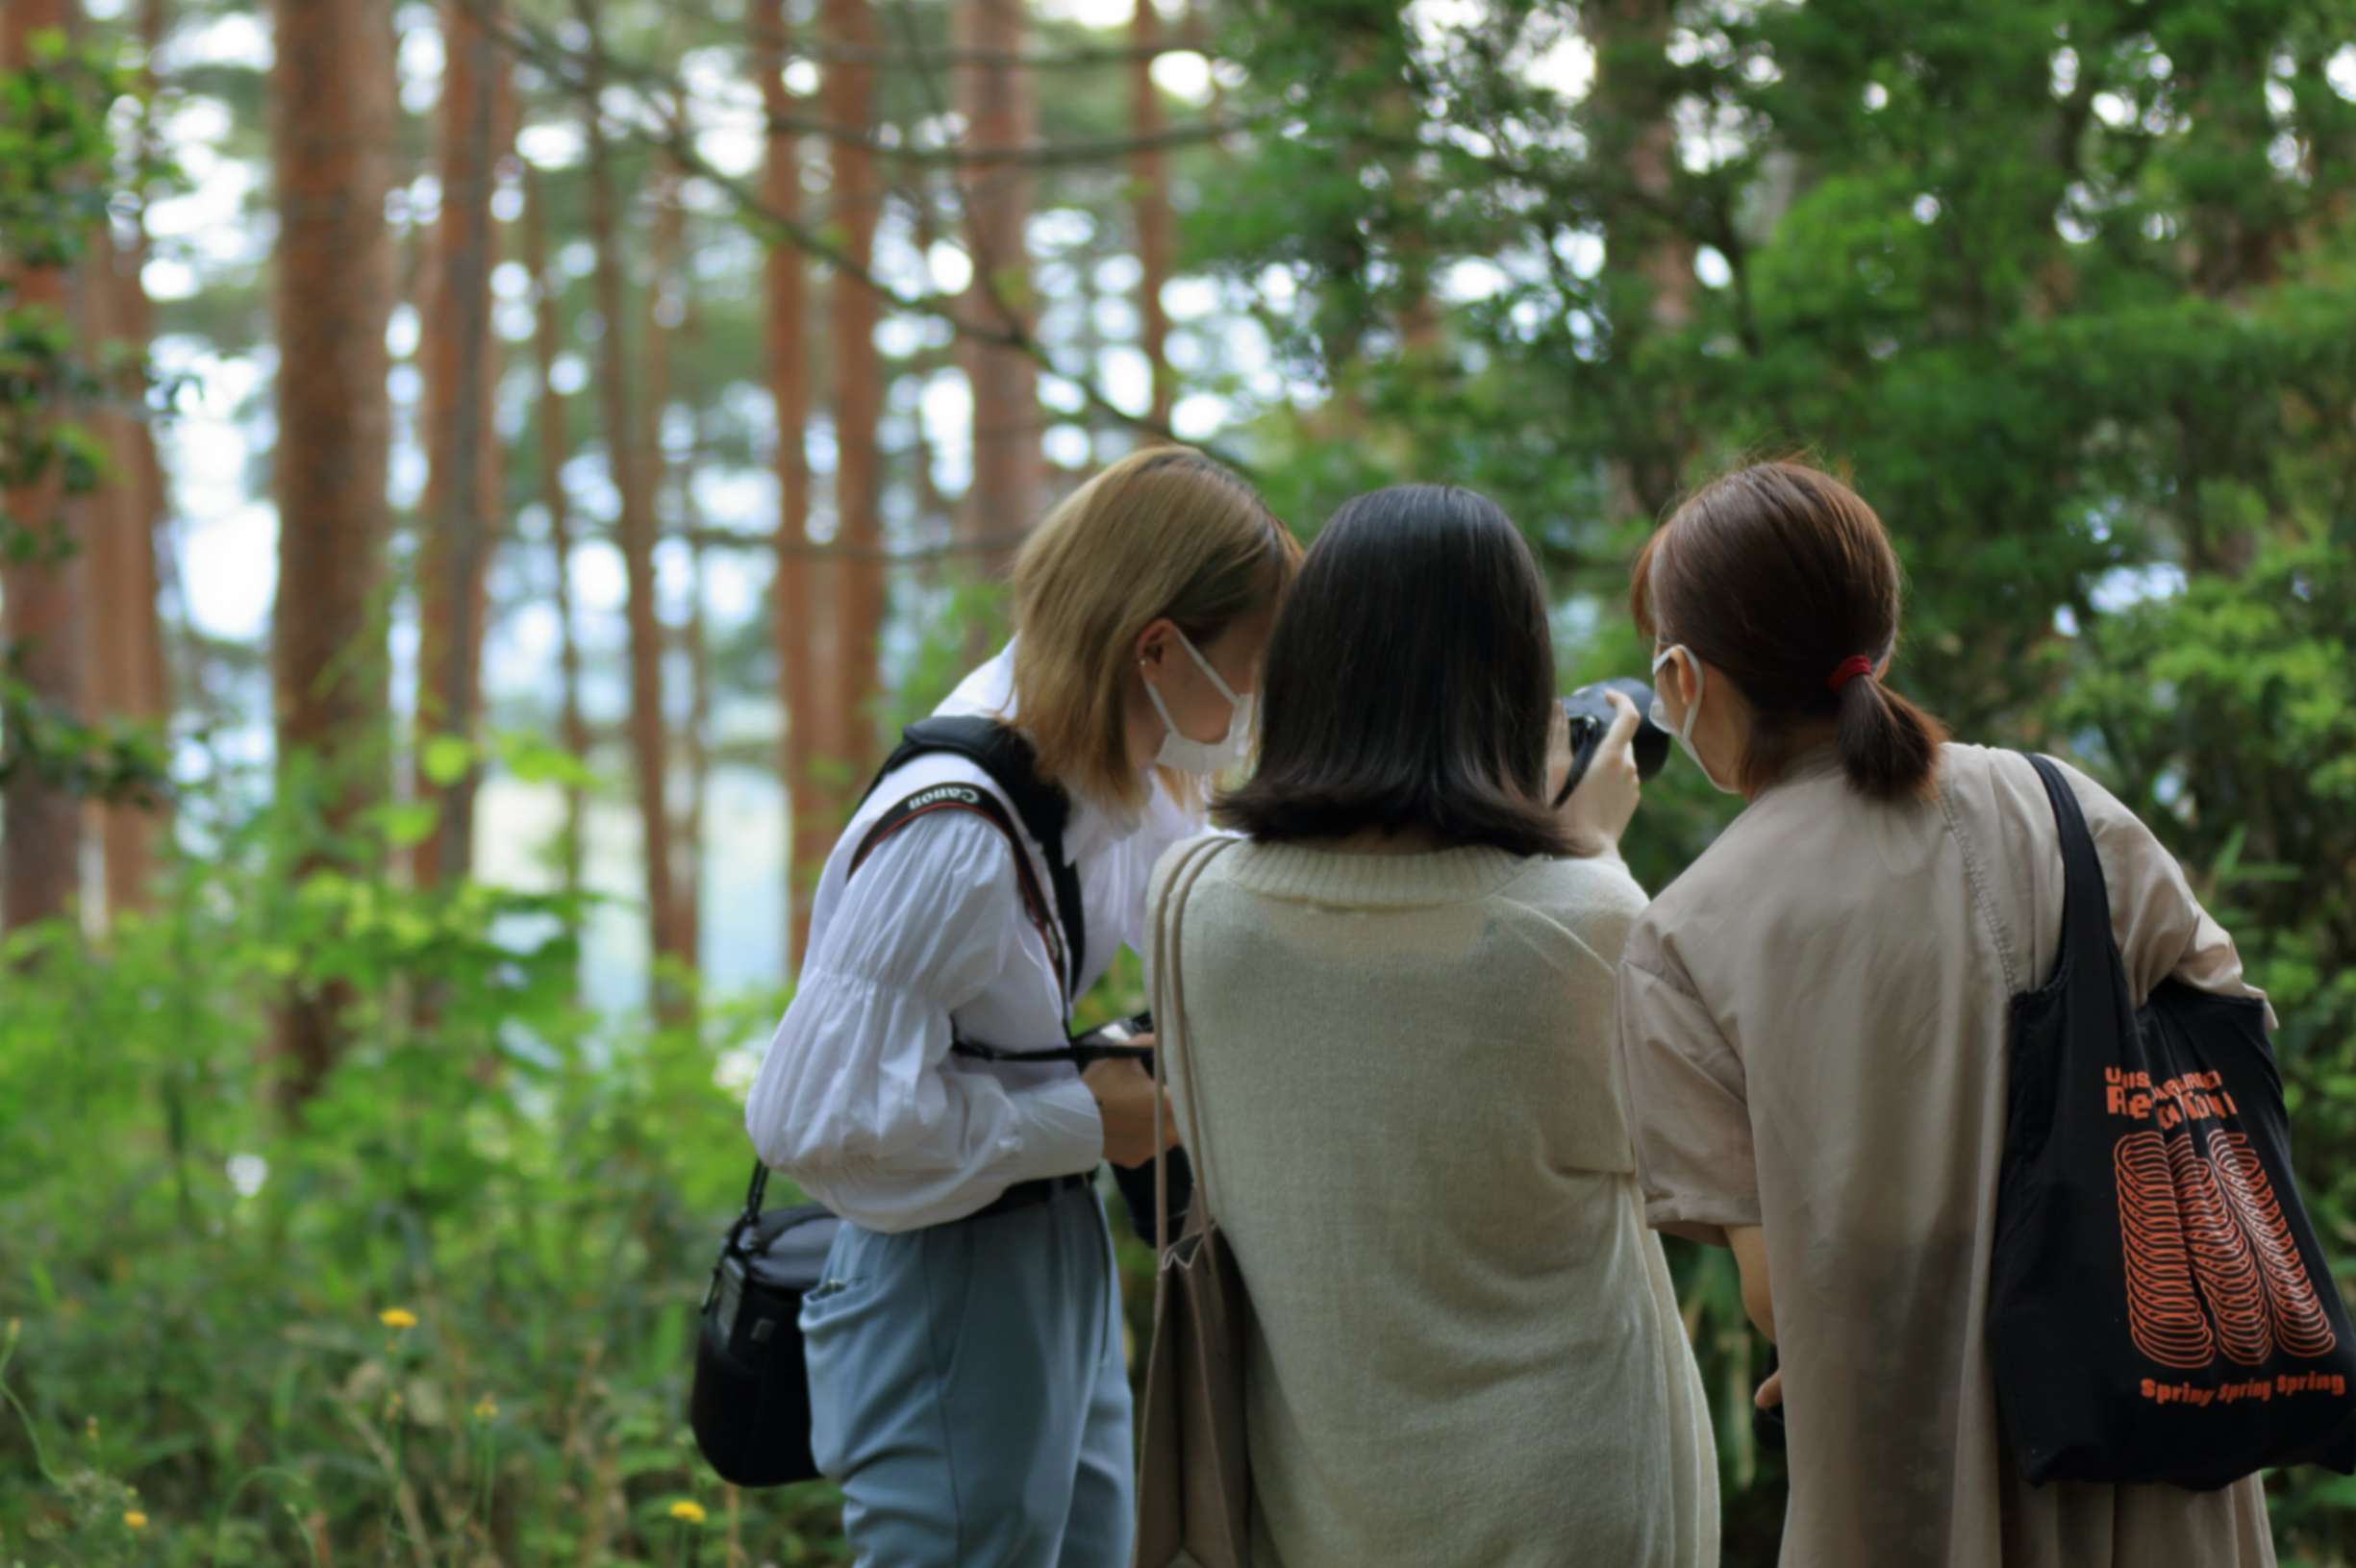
[747,720,1099,1227]
[848,715,1088,1008]
[848,769,1073,1014]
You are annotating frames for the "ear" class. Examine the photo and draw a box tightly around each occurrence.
[1675,648,1705,707]
[1133,617,1175,676]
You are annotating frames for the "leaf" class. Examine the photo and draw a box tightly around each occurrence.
[375,801,439,850]
[420,734,474,787]
[495,731,595,789]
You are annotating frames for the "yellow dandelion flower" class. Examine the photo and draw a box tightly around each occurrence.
[378,1307,418,1331]
[472,1396,497,1422]
[667,1500,708,1525]
[124,1510,149,1531]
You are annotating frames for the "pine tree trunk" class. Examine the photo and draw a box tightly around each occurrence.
[77,224,164,925]
[74,0,173,925]
[522,166,587,904]
[754,0,825,969]
[413,0,511,888]
[1131,0,1176,429]
[681,443,710,973]
[1586,0,1692,522]
[824,0,886,781]
[1,0,88,936]
[269,0,396,1099]
[955,0,1040,583]
[580,13,686,1005]
[640,174,692,965]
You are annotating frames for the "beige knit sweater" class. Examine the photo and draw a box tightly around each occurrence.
[1147,835,1718,1568]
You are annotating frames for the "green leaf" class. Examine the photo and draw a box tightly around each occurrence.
[375,801,439,850]
[494,731,595,789]
[420,734,474,787]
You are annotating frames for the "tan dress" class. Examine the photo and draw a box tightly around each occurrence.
[1616,742,2280,1567]
[1151,838,1718,1568]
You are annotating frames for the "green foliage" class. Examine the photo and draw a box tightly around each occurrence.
[10,0,2355,1561]
[1198,0,2356,1559]
[0,665,171,804]
[0,35,120,527]
[0,766,837,1563]
[1,31,179,816]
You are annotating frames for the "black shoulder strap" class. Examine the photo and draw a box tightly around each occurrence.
[740,723,1095,1228]
[848,716,1088,1006]
[2024,752,2118,981]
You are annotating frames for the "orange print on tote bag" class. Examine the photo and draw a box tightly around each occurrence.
[1987,755,2356,1488]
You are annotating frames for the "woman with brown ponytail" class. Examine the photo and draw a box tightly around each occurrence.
[1615,460,2278,1566]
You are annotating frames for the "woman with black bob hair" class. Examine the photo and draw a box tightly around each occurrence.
[1144,485,1717,1568]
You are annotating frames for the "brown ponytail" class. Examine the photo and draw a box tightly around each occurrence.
[1629,460,1948,802]
[1833,667,1945,802]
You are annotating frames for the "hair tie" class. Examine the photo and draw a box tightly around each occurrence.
[1827,655,1875,692]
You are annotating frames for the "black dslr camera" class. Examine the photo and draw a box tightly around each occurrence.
[1550,677,1672,809]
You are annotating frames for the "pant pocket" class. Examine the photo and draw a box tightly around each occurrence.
[799,1226,886,1479]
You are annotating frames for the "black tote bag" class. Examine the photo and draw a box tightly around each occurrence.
[1989,753,2356,1489]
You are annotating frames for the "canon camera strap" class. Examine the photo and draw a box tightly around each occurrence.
[846,717,1090,1048]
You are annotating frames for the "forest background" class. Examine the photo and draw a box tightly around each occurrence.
[3,0,2354,1560]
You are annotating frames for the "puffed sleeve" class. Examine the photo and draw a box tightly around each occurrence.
[1616,912,1761,1247]
[2055,759,2278,1031]
[743,810,1104,1232]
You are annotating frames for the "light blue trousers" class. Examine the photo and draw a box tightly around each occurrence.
[801,1180,1135,1568]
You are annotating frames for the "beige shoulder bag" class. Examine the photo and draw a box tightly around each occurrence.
[1132,834,1249,1568]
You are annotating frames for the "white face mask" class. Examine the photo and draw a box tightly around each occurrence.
[1145,629,1254,777]
[1651,644,1741,796]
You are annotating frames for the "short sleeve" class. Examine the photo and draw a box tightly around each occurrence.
[2055,759,2278,1031]
[1616,916,1761,1246]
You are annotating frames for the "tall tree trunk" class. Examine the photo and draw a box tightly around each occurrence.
[1587,0,1692,522]
[645,172,700,976]
[1,0,87,936]
[270,0,396,1100]
[523,166,586,905]
[77,0,173,925]
[413,0,511,888]
[1130,0,1175,429]
[954,0,1040,583]
[825,0,886,780]
[78,224,164,925]
[681,429,709,974]
[754,0,825,969]
[579,6,686,1008]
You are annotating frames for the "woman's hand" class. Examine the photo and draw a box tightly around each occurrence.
[1555,689,1643,854]
[1755,1368,1784,1410]
[1729,1224,1776,1342]
[1082,1053,1183,1168]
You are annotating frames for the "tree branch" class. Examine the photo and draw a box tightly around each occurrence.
[757,107,1249,168]
[683,524,1036,561]
[477,2,1254,474]
[775,39,1200,70]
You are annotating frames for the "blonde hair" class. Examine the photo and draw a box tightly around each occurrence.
[1010,447,1300,812]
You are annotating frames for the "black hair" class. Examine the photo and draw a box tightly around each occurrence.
[1216,484,1571,857]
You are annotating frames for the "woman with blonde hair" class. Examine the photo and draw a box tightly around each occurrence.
[746,446,1299,1567]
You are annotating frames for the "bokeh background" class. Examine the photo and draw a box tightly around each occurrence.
[3,0,2354,1560]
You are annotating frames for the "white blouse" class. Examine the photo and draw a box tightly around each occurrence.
[744,645,1197,1232]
